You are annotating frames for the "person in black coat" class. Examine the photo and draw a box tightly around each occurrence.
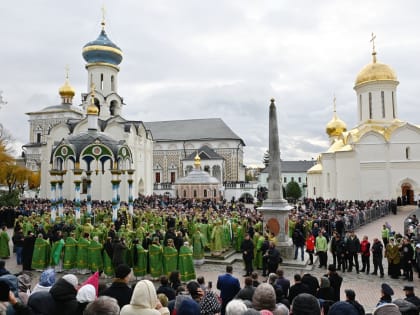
[325,264,343,302]
[266,242,281,274]
[301,273,319,297]
[292,229,305,261]
[49,275,79,315]
[346,231,360,273]
[316,277,335,301]
[241,233,254,276]
[288,274,311,304]
[100,264,133,309]
[235,277,255,301]
[22,232,35,271]
[111,237,127,269]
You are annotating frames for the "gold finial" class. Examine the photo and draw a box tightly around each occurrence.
[87,82,99,115]
[101,4,106,30]
[194,152,201,168]
[270,98,275,104]
[333,94,337,115]
[370,32,377,63]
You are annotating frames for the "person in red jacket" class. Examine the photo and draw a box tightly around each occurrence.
[305,232,315,265]
[360,235,371,274]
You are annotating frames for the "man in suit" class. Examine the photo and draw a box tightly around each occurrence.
[217,265,240,315]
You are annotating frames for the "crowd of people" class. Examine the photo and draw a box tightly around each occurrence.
[0,195,418,314]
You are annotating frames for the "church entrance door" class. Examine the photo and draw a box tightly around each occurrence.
[401,183,414,205]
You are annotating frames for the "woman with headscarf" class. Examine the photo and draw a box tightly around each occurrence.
[120,279,161,315]
[31,268,55,295]
[315,277,335,301]
[75,284,96,315]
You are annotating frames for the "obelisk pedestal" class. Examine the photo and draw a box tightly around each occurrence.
[258,99,294,259]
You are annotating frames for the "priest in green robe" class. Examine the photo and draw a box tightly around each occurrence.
[76,233,90,274]
[132,238,147,278]
[192,228,205,265]
[162,239,178,276]
[32,234,50,271]
[149,237,163,279]
[178,241,196,282]
[210,221,223,255]
[63,233,77,271]
[88,236,103,272]
[50,236,65,272]
[0,226,10,259]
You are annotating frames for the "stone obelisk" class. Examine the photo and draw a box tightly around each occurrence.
[258,98,294,258]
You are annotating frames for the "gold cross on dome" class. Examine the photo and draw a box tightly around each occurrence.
[370,32,376,53]
[333,94,337,112]
[65,65,69,80]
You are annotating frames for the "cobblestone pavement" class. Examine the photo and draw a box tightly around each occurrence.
[3,205,417,313]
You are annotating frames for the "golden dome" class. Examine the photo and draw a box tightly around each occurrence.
[355,52,397,86]
[59,79,75,98]
[326,115,347,137]
[87,104,99,115]
[194,153,201,168]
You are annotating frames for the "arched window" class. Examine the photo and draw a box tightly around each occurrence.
[100,73,104,90]
[381,91,385,118]
[214,189,217,197]
[111,75,115,91]
[291,177,294,182]
[369,92,373,119]
[284,177,287,183]
[193,190,197,198]
[204,190,207,198]
[298,177,302,183]
[204,165,210,173]
[406,147,410,160]
[359,94,363,120]
[183,190,186,198]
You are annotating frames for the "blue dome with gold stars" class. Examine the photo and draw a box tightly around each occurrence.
[82,29,123,66]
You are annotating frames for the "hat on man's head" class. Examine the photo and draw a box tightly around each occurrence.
[292,293,320,315]
[328,264,337,272]
[381,283,394,296]
[403,285,415,291]
[115,264,131,279]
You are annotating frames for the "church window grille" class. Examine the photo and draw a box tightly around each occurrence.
[100,74,104,90]
[369,92,372,119]
[392,92,396,118]
[381,91,385,118]
[406,147,410,160]
[359,94,362,120]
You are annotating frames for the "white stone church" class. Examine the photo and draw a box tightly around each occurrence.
[23,17,245,202]
[308,43,420,203]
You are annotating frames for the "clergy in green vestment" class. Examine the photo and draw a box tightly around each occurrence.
[210,221,223,255]
[178,242,196,282]
[192,229,205,264]
[149,237,163,279]
[254,232,265,269]
[236,225,244,252]
[0,226,10,258]
[76,233,90,273]
[50,237,65,271]
[32,234,51,270]
[63,234,77,270]
[162,239,178,276]
[132,239,147,277]
[88,236,103,272]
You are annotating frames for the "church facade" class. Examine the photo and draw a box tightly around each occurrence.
[308,42,420,202]
[23,16,245,201]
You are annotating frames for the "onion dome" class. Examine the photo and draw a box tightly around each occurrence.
[355,35,397,87]
[87,84,99,115]
[326,114,347,137]
[82,20,122,66]
[59,79,75,98]
[326,97,347,137]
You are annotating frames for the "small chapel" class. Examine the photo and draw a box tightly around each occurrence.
[308,35,420,202]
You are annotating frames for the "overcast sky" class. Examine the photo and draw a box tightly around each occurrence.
[1,1,420,166]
